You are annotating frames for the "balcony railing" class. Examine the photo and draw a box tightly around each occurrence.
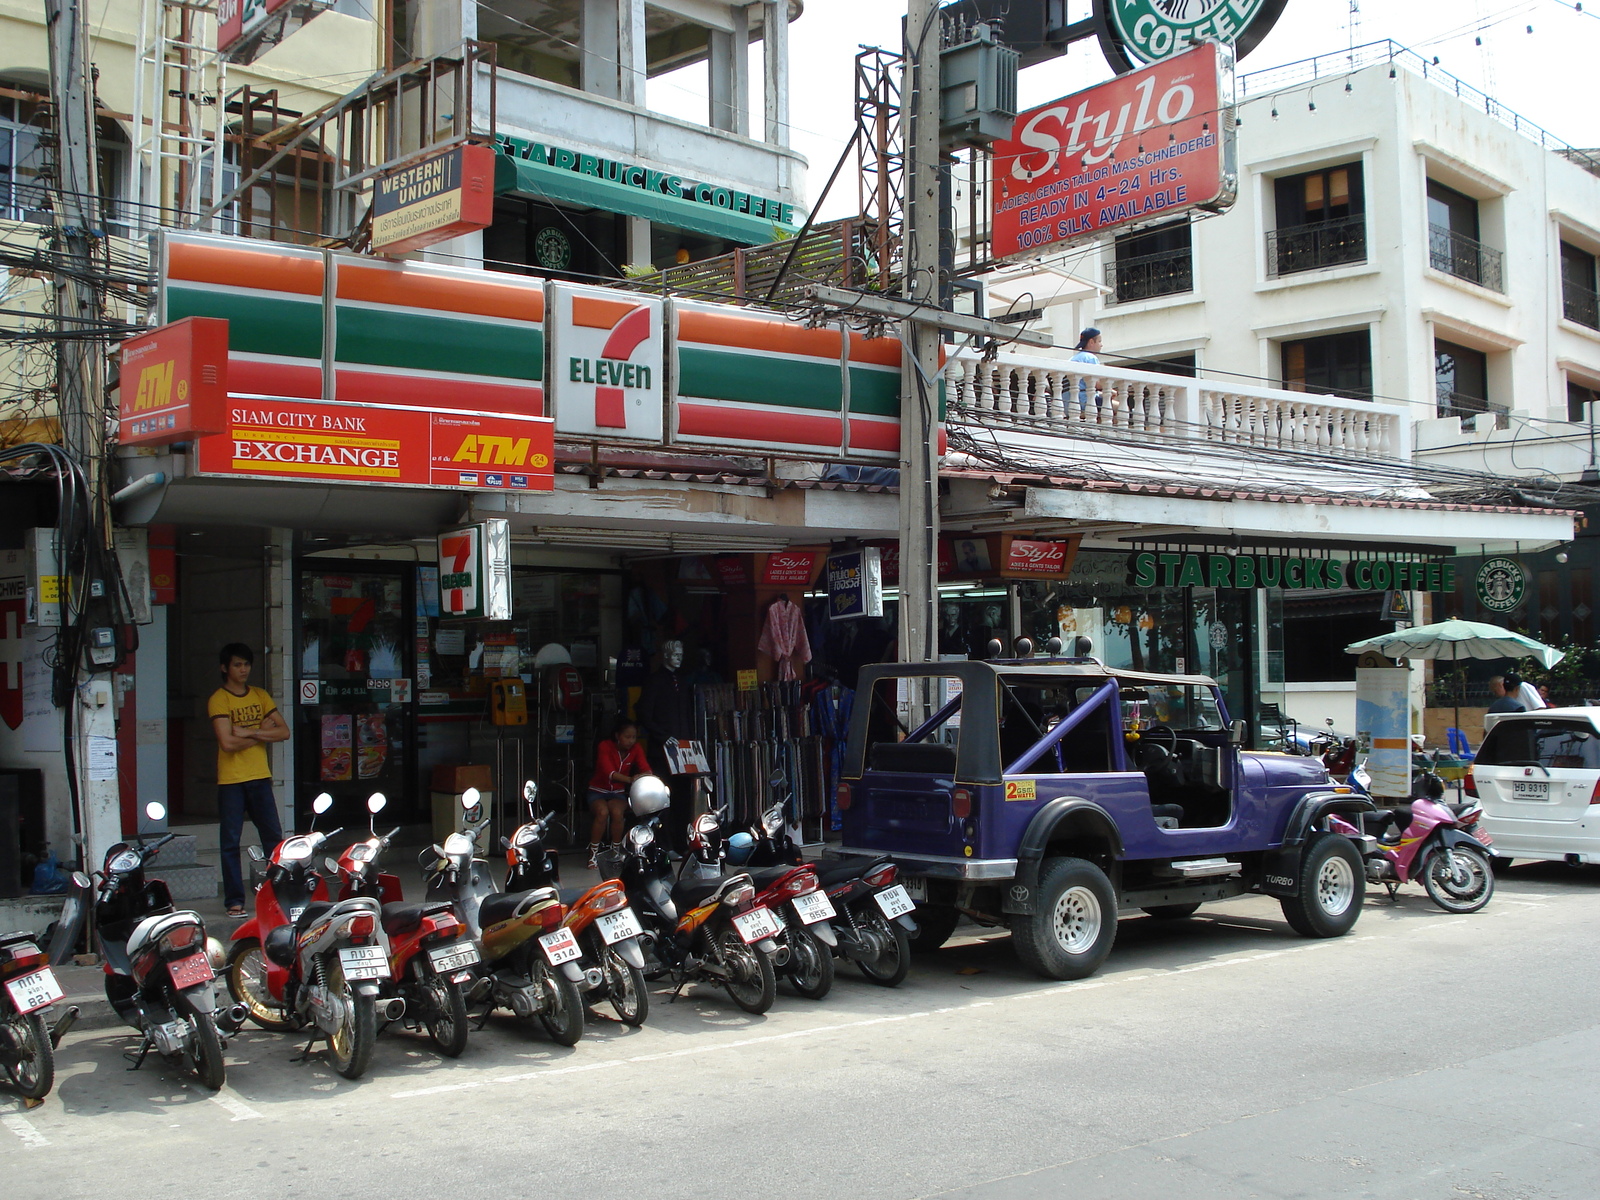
[1563,279,1600,330]
[1428,224,1504,291]
[946,352,1411,460]
[1103,247,1193,304]
[1436,388,1508,428]
[1266,215,1367,277]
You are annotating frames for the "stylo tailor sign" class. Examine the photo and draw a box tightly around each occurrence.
[990,41,1236,260]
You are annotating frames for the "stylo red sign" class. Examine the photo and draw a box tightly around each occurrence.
[1004,539,1069,575]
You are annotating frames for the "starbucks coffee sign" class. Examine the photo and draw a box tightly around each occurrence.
[1101,0,1288,72]
[1475,557,1527,613]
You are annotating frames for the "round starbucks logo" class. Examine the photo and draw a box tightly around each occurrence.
[1475,558,1526,613]
[533,225,572,270]
[1102,0,1287,70]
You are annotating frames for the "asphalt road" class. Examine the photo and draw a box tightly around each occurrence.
[5,861,1598,1200]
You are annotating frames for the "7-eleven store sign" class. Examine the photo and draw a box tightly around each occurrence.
[437,520,512,619]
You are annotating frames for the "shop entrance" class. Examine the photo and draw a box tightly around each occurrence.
[296,567,416,829]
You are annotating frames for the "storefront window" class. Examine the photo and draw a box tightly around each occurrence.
[1017,552,1187,674]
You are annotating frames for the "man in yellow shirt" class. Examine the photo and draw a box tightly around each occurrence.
[209,643,290,917]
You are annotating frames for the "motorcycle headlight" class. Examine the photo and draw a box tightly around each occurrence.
[627,824,655,850]
[442,832,472,856]
[107,849,140,873]
[761,806,784,836]
[513,824,540,847]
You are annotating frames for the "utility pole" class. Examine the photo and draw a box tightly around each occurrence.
[46,0,120,870]
[899,0,942,713]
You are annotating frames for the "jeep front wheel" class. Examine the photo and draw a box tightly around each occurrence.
[1279,832,1364,938]
[1011,857,1117,980]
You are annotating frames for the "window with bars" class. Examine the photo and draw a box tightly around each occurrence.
[1106,218,1192,303]
[1267,162,1366,276]
[1561,240,1599,329]
[1426,179,1503,290]
[1435,338,1490,419]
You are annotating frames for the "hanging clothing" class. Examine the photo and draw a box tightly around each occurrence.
[759,598,812,681]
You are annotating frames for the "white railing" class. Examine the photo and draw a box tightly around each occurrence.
[946,352,1412,461]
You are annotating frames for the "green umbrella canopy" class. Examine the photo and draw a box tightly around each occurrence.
[1344,619,1565,667]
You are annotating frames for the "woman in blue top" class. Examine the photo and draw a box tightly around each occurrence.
[1071,327,1102,412]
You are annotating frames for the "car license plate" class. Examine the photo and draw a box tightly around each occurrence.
[595,908,643,945]
[1473,826,1494,847]
[5,967,64,1015]
[874,884,915,920]
[337,945,389,980]
[732,906,780,944]
[791,890,836,924]
[168,952,215,989]
[901,876,927,903]
[1512,780,1549,799]
[427,941,479,973]
[539,927,582,966]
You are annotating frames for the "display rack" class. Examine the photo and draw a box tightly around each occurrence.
[695,681,829,845]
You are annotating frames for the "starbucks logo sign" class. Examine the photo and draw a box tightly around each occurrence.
[1475,558,1526,614]
[1101,0,1288,72]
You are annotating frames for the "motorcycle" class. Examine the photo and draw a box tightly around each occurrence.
[685,791,839,1001]
[331,793,477,1058]
[1,889,84,1102]
[605,776,780,1014]
[225,792,394,1080]
[1330,772,1495,913]
[56,802,241,1090]
[423,784,587,1046]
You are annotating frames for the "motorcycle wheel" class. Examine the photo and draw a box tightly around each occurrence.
[1422,844,1494,914]
[174,994,225,1091]
[785,924,835,1001]
[225,938,292,1031]
[415,961,469,1058]
[603,947,649,1027]
[853,909,911,988]
[326,968,376,1081]
[2,1012,55,1100]
[535,962,585,1046]
[716,928,775,1014]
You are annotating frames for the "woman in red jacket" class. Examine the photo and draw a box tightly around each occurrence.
[587,719,650,867]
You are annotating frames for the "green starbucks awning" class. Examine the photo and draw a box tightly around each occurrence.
[493,154,799,247]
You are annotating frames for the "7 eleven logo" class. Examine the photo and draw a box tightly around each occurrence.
[556,285,663,441]
[438,529,479,616]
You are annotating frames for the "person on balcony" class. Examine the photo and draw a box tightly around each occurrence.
[1070,328,1112,414]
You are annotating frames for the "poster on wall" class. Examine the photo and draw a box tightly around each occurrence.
[1355,667,1411,798]
[320,714,353,781]
[356,714,387,779]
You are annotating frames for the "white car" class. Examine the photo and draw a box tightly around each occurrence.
[1469,707,1600,866]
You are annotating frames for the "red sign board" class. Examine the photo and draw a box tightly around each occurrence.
[990,42,1230,261]
[118,317,230,446]
[218,0,292,55]
[1001,536,1081,579]
[761,549,822,586]
[194,399,555,491]
[370,144,498,255]
[875,540,957,586]
[714,557,751,587]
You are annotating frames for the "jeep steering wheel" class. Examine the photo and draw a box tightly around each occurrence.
[1143,723,1178,754]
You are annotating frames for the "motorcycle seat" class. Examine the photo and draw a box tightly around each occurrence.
[478,888,554,929]
[294,901,334,932]
[814,857,888,888]
[264,923,296,967]
[670,876,734,911]
[380,902,425,935]
[746,865,801,891]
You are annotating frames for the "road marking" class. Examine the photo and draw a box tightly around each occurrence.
[2,1113,49,1148]
[208,1089,262,1121]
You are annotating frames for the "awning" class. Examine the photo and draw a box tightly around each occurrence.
[494,154,799,247]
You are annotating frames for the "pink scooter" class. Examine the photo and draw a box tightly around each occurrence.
[1329,791,1495,913]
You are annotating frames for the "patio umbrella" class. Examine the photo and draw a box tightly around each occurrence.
[1344,619,1565,756]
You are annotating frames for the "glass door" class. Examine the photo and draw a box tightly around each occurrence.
[1189,588,1254,727]
[296,567,415,828]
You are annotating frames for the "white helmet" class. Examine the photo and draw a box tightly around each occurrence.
[628,774,670,817]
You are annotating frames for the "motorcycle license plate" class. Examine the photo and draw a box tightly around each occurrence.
[427,941,479,973]
[874,885,915,920]
[1512,780,1549,799]
[732,906,780,944]
[1473,826,1494,847]
[596,908,643,945]
[791,890,836,924]
[539,927,582,966]
[901,876,927,903]
[338,945,389,980]
[5,967,64,1015]
[168,953,215,989]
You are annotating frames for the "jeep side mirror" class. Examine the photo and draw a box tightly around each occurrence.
[1230,719,1248,746]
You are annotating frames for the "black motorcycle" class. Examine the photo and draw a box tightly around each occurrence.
[605,777,780,1014]
[59,802,245,1089]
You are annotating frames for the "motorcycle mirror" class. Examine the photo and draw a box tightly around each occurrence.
[324,856,340,874]
[71,871,90,889]
[247,845,266,863]
[522,780,538,809]
[367,792,387,814]
[461,787,480,810]
[312,793,333,815]
[145,800,166,821]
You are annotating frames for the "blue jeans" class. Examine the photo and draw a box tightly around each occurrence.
[219,777,284,909]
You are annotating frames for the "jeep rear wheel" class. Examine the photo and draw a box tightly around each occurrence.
[907,903,960,954]
[1280,832,1364,938]
[1011,857,1117,980]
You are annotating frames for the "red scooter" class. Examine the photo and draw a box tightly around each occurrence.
[332,793,477,1058]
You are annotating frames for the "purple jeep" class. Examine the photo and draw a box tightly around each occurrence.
[836,659,1374,980]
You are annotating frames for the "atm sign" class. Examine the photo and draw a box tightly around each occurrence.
[117,317,230,446]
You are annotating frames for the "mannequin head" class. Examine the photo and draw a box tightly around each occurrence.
[661,639,684,671]
[982,603,1004,629]
[941,603,961,634]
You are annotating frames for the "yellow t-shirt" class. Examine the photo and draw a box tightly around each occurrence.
[209,685,276,785]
